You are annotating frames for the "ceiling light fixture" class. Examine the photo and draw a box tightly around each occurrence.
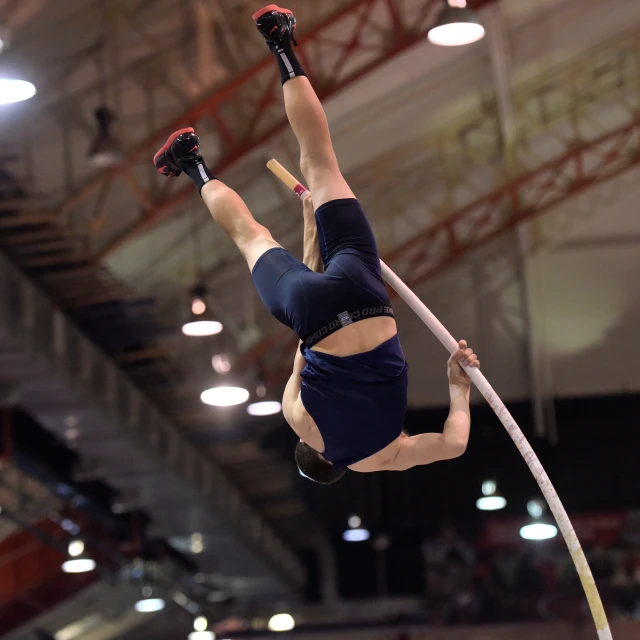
[135,597,165,613]
[88,106,124,168]
[192,298,207,315]
[190,532,204,554]
[64,415,79,428]
[65,427,80,441]
[182,285,223,337]
[194,617,209,632]
[476,479,507,511]
[343,514,370,542]
[476,495,507,510]
[62,537,96,573]
[520,522,558,541]
[520,496,556,540]
[68,539,85,558]
[428,0,485,47]
[183,319,223,337]
[527,498,545,519]
[0,28,36,105]
[247,401,282,416]
[342,528,370,542]
[62,558,96,574]
[212,353,231,374]
[201,386,249,407]
[0,66,36,105]
[268,614,295,633]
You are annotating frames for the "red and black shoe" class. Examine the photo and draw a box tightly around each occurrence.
[253,5,297,46]
[153,127,202,178]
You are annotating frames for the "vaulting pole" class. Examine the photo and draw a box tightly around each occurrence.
[266,158,613,640]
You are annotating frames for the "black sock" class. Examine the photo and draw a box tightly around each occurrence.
[270,42,306,85]
[181,158,216,195]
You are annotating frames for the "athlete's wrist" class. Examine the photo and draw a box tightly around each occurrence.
[449,381,471,398]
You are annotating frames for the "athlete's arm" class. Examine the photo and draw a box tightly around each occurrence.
[282,196,323,430]
[381,341,479,471]
[282,344,309,429]
[302,195,323,273]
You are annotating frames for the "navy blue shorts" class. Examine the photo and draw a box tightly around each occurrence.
[251,198,394,347]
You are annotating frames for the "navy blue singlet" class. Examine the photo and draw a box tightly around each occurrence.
[299,334,409,470]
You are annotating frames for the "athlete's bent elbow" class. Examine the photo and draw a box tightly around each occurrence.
[446,439,468,459]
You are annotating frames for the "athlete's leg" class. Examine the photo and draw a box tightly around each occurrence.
[283,76,354,208]
[253,7,354,208]
[200,180,279,271]
[153,128,279,271]
[153,127,318,339]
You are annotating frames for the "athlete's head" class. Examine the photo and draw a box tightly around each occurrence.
[295,441,346,484]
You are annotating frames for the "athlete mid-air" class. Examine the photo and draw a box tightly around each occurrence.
[153,5,480,483]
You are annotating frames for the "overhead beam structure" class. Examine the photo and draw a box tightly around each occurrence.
[54,0,496,258]
[0,251,305,591]
[484,3,557,442]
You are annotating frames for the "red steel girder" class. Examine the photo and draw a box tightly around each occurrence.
[0,523,64,605]
[0,567,96,636]
[56,0,496,258]
[247,117,640,385]
[0,522,98,635]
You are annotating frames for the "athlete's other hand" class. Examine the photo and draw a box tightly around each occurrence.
[447,340,479,387]
[302,194,314,219]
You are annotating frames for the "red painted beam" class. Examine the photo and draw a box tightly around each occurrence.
[248,117,640,384]
[53,0,497,257]
[0,506,122,633]
[0,522,65,605]
[0,520,98,635]
[0,571,96,635]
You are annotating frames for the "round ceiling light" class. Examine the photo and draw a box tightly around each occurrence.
[476,496,507,511]
[268,614,295,633]
[134,598,165,613]
[201,386,250,407]
[527,499,545,518]
[520,523,558,541]
[212,353,231,373]
[182,320,223,337]
[189,633,215,640]
[0,78,37,105]
[247,401,282,416]
[428,21,485,46]
[427,4,485,47]
[62,558,96,574]
[68,539,85,557]
[342,528,370,542]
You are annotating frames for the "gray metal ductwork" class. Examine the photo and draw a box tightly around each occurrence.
[0,252,305,597]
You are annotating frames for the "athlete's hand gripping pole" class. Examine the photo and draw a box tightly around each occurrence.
[266,158,613,640]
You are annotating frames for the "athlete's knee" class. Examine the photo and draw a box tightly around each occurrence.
[236,224,273,251]
[300,153,354,207]
[238,229,280,272]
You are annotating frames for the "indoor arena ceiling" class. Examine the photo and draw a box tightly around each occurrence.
[1,0,640,637]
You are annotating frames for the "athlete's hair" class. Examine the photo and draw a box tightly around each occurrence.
[295,441,346,485]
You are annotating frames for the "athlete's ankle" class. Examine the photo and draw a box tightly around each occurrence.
[182,157,216,195]
[269,41,307,86]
